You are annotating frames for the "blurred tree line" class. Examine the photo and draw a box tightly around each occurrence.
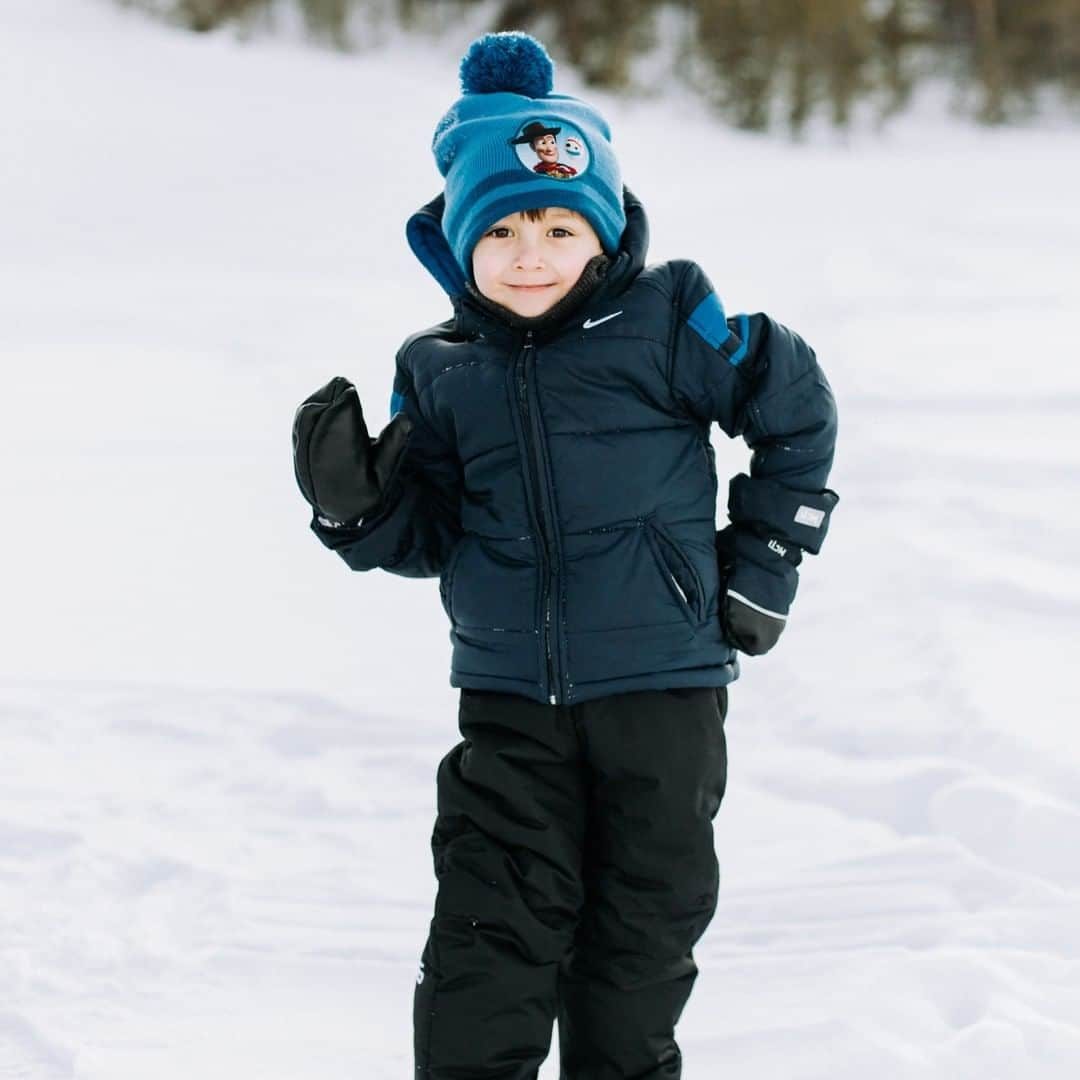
[119,0,1080,131]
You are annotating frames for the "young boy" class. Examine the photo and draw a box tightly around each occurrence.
[292,32,838,1079]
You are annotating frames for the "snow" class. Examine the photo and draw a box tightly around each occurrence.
[3,1,1079,1076]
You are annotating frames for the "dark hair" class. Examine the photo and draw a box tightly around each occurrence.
[518,208,579,223]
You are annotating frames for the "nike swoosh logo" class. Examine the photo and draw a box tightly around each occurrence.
[582,311,624,329]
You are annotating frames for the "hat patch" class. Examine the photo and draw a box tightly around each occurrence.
[509,119,590,180]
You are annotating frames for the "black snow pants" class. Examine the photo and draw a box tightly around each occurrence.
[414,685,729,1079]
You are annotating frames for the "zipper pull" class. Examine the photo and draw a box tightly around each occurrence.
[524,330,534,349]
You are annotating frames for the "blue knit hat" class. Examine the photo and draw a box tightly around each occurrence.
[433,32,626,276]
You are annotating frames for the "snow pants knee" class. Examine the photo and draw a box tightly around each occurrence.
[413,685,729,1080]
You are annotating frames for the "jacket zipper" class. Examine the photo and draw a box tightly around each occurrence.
[515,330,560,705]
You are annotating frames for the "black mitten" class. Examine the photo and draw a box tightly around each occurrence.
[717,479,839,656]
[292,376,413,524]
[716,524,797,656]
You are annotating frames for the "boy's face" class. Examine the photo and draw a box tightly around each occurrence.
[471,207,603,318]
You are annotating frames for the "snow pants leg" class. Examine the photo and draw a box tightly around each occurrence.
[556,686,728,1079]
[413,685,728,1080]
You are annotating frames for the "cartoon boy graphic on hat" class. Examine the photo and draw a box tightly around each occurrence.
[510,121,578,179]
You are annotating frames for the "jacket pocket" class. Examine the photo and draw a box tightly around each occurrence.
[644,516,706,626]
[439,537,467,622]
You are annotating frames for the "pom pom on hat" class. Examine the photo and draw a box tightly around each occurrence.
[459,32,554,97]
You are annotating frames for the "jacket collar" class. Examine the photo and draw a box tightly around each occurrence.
[405,187,650,344]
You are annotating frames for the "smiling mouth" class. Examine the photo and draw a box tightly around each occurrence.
[507,284,555,290]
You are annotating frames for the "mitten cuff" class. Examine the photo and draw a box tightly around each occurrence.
[728,474,839,555]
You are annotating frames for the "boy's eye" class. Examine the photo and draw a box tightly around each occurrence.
[482,225,574,239]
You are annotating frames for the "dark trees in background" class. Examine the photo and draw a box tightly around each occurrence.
[938,0,1080,123]
[120,0,1080,132]
[175,0,351,45]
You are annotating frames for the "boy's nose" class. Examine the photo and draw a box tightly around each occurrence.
[513,243,543,269]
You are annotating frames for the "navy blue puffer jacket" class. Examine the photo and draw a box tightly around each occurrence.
[312,190,838,705]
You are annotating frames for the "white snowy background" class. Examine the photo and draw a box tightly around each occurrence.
[2,1,1079,1076]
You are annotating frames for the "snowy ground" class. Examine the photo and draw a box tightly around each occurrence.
[3,1,1080,1076]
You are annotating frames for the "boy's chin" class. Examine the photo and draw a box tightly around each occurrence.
[498,288,564,318]
[508,302,559,318]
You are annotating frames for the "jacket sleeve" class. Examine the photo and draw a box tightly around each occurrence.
[308,347,462,578]
[669,260,839,618]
